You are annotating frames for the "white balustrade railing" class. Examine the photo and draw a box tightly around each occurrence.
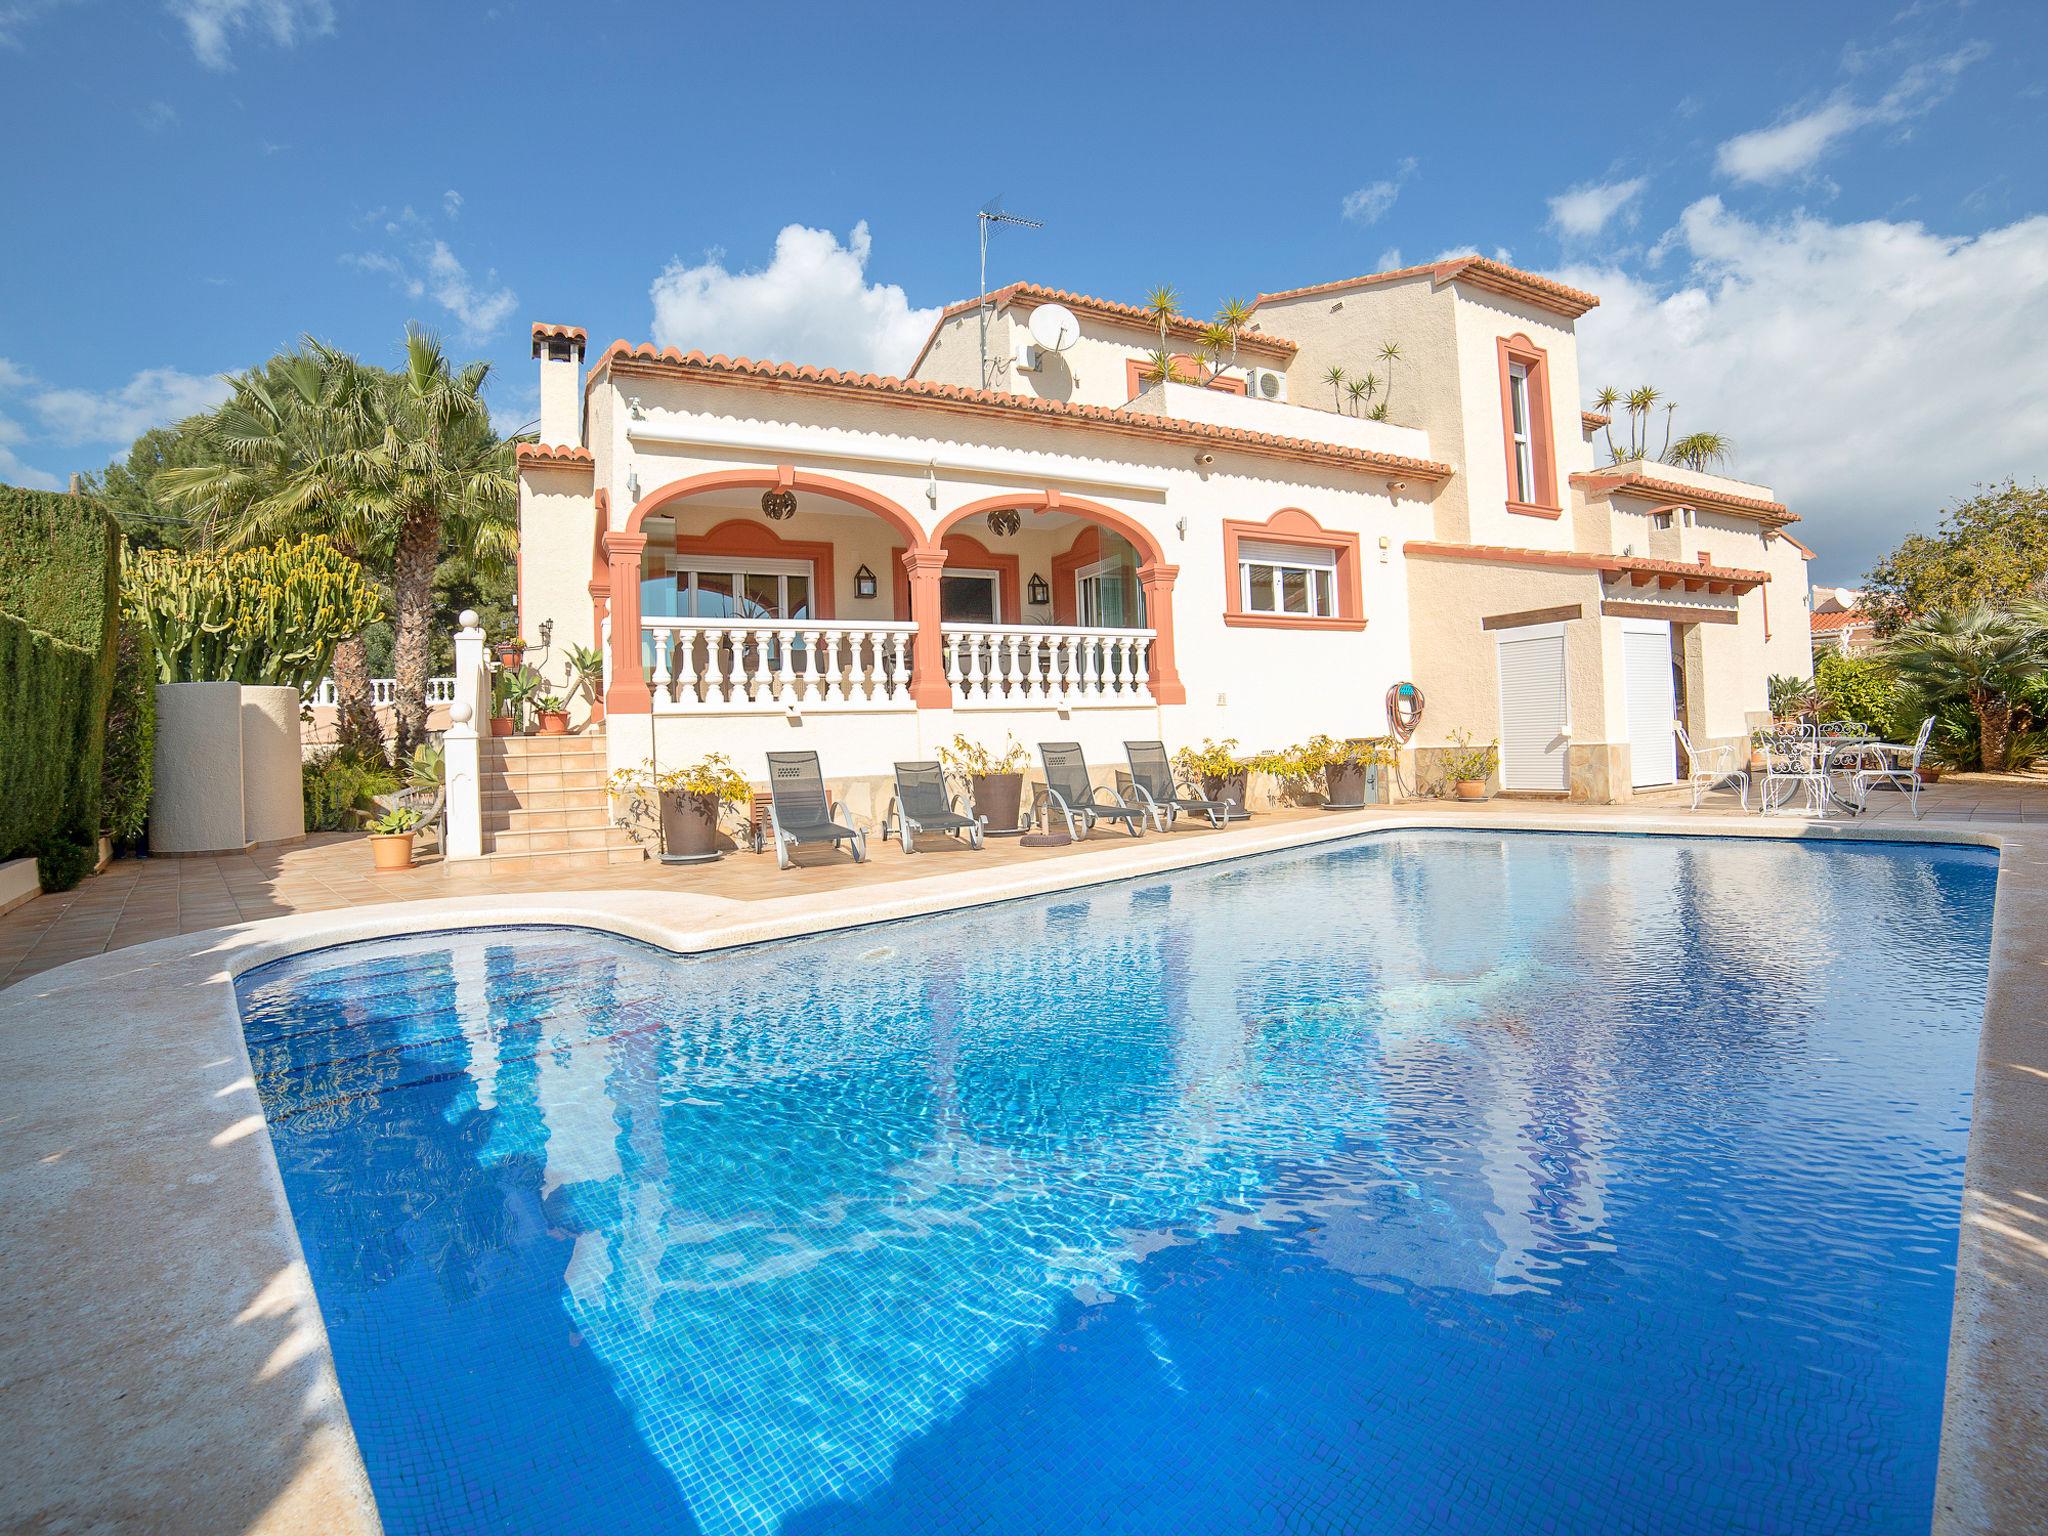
[645,619,919,712]
[309,677,456,707]
[941,623,1155,708]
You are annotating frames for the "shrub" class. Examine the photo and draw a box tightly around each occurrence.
[0,487,119,879]
[99,619,156,843]
[302,748,399,832]
[1812,651,1908,738]
[126,535,382,691]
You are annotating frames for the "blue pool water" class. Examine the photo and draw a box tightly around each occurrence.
[236,831,1997,1536]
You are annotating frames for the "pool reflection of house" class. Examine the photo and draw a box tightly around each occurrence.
[516,258,1813,808]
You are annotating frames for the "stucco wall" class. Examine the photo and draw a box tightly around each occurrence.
[239,686,305,846]
[149,683,247,854]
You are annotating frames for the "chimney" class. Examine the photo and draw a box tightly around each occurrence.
[531,323,587,447]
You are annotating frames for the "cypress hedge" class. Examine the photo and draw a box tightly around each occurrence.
[0,485,122,885]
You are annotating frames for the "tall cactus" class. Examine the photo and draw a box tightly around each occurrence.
[125,535,382,694]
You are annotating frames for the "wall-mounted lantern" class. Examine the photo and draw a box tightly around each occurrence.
[986,507,1021,538]
[1027,572,1051,607]
[854,564,878,600]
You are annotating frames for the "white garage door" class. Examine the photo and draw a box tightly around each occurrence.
[1622,621,1677,788]
[1496,624,1570,792]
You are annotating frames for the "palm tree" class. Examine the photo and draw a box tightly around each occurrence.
[1624,385,1660,459]
[1357,371,1382,419]
[1376,341,1403,418]
[157,342,389,753]
[1888,605,2047,771]
[1663,431,1735,472]
[1322,364,1347,410]
[1658,400,1678,461]
[1345,378,1369,415]
[1142,284,1181,356]
[1592,385,1622,463]
[1142,349,1177,386]
[1197,322,1233,386]
[345,328,515,757]
[1214,296,1255,386]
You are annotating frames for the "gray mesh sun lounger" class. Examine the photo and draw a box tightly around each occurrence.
[882,760,986,854]
[764,751,867,869]
[1123,740,1233,831]
[1034,742,1144,840]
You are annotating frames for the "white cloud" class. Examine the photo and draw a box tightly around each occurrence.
[443,188,463,219]
[1715,42,1988,183]
[1341,158,1418,226]
[28,366,230,446]
[650,221,937,374]
[1375,247,1404,271]
[0,0,82,50]
[1547,177,1647,240]
[1558,197,2048,584]
[0,405,62,490]
[347,207,518,341]
[168,0,335,70]
[135,99,178,132]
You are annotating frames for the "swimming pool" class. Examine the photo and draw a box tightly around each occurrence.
[236,831,1997,1536]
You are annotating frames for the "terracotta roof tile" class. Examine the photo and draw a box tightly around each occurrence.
[1403,540,1769,589]
[531,322,587,344]
[1571,467,1796,523]
[1809,609,1872,633]
[591,342,1453,481]
[1581,410,1611,429]
[932,284,1297,355]
[514,442,595,468]
[1255,257,1601,320]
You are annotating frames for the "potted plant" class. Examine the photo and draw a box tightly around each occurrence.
[535,695,571,735]
[608,753,752,863]
[367,805,421,871]
[493,635,529,671]
[499,665,545,734]
[489,667,516,737]
[935,733,1030,832]
[563,643,606,727]
[1440,729,1498,801]
[1288,734,1393,809]
[1747,728,1773,777]
[1174,738,1261,813]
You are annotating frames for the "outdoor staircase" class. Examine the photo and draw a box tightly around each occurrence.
[477,730,645,871]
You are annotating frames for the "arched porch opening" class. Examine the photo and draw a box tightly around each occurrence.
[603,466,941,713]
[928,492,1184,707]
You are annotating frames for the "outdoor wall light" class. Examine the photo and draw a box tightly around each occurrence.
[1028,572,1051,606]
[761,488,797,521]
[854,564,878,600]
[987,507,1021,538]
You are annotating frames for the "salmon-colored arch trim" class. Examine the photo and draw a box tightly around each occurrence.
[665,518,840,620]
[624,465,929,551]
[932,491,1166,570]
[1221,507,1367,632]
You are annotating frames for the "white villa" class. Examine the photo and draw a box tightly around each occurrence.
[513,256,1813,810]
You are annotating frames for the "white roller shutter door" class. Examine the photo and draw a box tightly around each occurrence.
[1496,626,1570,792]
[1622,622,1678,788]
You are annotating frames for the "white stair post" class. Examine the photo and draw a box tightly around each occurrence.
[444,609,486,860]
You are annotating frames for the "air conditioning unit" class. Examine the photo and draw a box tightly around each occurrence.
[1254,369,1284,400]
[1014,341,1042,373]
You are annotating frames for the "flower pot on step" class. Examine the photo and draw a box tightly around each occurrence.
[587,699,605,726]
[369,832,416,872]
[490,715,514,738]
[660,791,725,862]
[538,709,570,736]
[1455,779,1487,802]
[970,771,1025,832]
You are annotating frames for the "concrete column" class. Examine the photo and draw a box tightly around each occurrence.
[1137,562,1186,706]
[444,610,486,860]
[604,530,652,713]
[902,546,951,708]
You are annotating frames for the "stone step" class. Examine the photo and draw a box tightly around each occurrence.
[481,825,637,857]
[480,768,610,796]
[481,783,611,814]
[487,732,607,759]
[483,805,616,835]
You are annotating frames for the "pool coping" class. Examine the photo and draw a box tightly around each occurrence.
[0,806,2038,1535]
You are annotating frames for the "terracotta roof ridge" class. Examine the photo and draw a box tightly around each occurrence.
[590,342,1451,479]
[1402,540,1768,586]
[929,284,1298,353]
[1254,257,1600,319]
[1571,467,1794,521]
[514,441,595,467]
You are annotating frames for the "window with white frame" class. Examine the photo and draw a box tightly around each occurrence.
[1238,539,1339,618]
[1507,362,1536,505]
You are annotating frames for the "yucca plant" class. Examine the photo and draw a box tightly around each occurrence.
[1624,385,1660,459]
[1143,349,1178,386]
[1592,385,1622,462]
[1214,295,1255,383]
[1664,431,1735,472]
[1322,363,1347,410]
[1143,284,1181,354]
[1345,378,1370,415]
[1887,605,2047,771]
[1376,341,1403,418]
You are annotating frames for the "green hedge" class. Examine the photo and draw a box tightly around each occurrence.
[100,618,157,843]
[0,613,99,879]
[0,485,121,884]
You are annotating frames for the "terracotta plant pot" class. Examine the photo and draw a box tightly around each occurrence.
[368,832,415,872]
[494,642,526,670]
[1748,752,1769,775]
[490,715,514,738]
[1323,762,1366,809]
[1202,769,1250,812]
[1918,765,1943,785]
[659,792,725,861]
[1454,779,1487,802]
[538,710,570,736]
[970,772,1024,832]
[587,699,605,726]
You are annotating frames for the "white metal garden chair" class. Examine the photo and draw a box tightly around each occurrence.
[1845,715,1936,820]
[1674,721,1747,811]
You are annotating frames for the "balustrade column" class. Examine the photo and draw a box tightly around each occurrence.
[903,547,952,709]
[1136,561,1185,706]
[603,529,652,713]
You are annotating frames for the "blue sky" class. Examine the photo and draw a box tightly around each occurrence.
[2,0,2044,584]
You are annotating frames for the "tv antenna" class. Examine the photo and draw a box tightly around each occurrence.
[978,196,1042,389]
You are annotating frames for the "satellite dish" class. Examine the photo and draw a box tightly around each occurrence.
[1028,303,1080,354]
